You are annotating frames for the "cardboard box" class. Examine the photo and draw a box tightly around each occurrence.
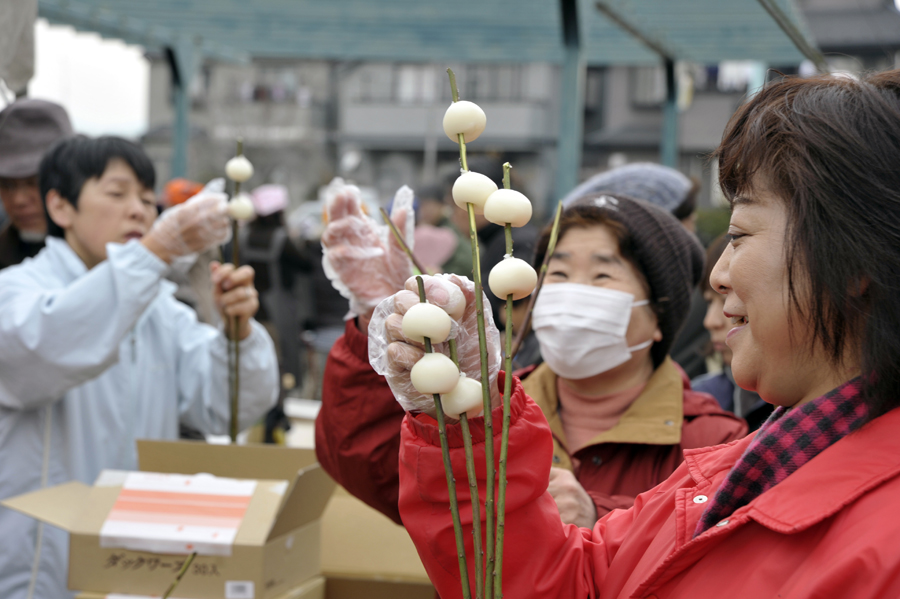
[75,573,326,599]
[320,488,434,599]
[4,440,335,599]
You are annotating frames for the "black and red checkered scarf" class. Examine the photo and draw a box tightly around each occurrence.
[694,377,867,537]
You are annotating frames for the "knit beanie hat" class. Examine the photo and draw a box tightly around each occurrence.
[560,163,692,215]
[566,193,704,367]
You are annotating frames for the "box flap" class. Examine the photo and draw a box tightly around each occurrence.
[136,439,317,481]
[1,481,91,532]
[266,464,335,540]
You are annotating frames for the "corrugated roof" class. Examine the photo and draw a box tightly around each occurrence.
[39,0,809,65]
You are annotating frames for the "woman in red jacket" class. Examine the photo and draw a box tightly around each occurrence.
[316,194,745,529]
[379,70,900,597]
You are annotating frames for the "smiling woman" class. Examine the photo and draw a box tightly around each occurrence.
[392,69,900,599]
[713,71,900,421]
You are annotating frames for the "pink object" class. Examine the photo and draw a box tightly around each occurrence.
[250,184,289,217]
[413,225,458,270]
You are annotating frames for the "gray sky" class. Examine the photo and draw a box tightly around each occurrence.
[27,18,149,138]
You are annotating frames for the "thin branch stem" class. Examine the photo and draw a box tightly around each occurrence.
[458,133,468,172]
[510,200,564,359]
[161,552,196,599]
[450,339,484,599]
[229,137,244,443]
[379,207,425,275]
[494,221,514,598]
[416,277,472,599]
[450,66,491,598]
[467,203,495,599]
[448,67,460,102]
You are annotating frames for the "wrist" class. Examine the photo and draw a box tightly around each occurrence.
[141,233,174,264]
[357,311,373,334]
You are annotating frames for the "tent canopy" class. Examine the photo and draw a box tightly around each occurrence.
[39,0,810,66]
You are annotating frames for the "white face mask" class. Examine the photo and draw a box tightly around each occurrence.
[532,283,654,380]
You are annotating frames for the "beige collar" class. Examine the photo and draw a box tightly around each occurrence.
[523,357,684,466]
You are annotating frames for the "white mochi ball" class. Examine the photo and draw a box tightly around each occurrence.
[402,303,452,344]
[225,155,254,182]
[483,189,533,227]
[443,101,486,144]
[227,193,256,221]
[489,257,537,300]
[452,171,498,214]
[441,374,484,419]
[410,353,460,396]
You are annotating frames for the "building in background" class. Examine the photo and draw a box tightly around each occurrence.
[141,0,900,216]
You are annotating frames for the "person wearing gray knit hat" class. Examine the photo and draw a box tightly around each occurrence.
[559,163,708,378]
[560,162,699,232]
[534,192,704,368]
[0,98,73,269]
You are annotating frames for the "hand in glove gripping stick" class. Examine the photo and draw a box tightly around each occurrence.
[368,273,502,416]
[142,187,231,263]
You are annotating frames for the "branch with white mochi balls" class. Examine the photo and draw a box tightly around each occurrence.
[486,163,537,597]
[223,139,256,443]
[445,66,497,599]
[404,275,473,599]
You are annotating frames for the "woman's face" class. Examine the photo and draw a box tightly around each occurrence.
[546,225,661,353]
[709,186,855,407]
[702,289,732,366]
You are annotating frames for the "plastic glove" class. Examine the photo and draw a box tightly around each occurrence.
[368,273,502,415]
[321,179,414,317]
[143,187,231,263]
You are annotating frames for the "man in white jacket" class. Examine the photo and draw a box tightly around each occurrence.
[0,135,280,599]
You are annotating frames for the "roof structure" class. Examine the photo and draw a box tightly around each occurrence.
[36,0,816,192]
[38,0,811,66]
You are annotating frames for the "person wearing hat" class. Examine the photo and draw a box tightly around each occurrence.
[562,162,710,379]
[315,193,746,531]
[0,98,73,269]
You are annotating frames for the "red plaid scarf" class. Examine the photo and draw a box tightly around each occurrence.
[694,378,867,537]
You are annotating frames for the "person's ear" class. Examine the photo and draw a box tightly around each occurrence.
[653,325,663,343]
[45,190,76,230]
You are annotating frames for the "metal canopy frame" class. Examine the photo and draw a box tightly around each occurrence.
[37,0,819,196]
[593,0,821,169]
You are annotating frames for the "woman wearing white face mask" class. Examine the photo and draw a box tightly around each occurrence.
[521,194,746,527]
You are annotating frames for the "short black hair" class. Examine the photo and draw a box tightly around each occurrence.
[40,135,156,238]
[671,177,700,221]
[716,69,900,422]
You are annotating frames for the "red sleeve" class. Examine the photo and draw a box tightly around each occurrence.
[398,372,644,598]
[315,319,406,525]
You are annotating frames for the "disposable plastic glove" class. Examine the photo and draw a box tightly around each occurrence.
[321,179,414,318]
[368,273,501,415]
[142,186,231,263]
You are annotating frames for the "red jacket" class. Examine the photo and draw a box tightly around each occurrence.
[399,374,900,599]
[316,320,745,523]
